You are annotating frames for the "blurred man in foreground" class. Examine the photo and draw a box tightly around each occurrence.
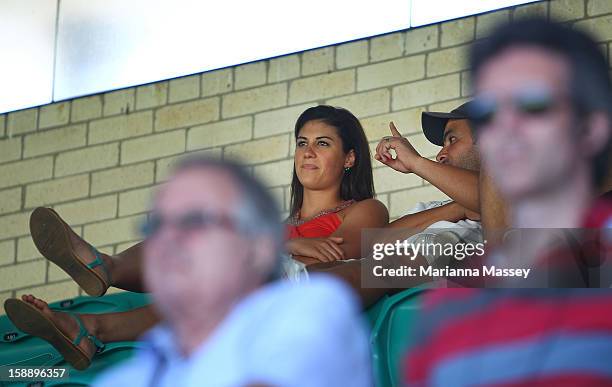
[405,18,612,386]
[92,157,372,387]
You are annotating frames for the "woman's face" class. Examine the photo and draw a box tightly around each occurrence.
[294,120,355,192]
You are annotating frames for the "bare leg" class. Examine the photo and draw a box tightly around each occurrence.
[81,304,159,343]
[107,242,146,293]
[30,207,147,295]
[21,294,158,345]
[12,294,159,370]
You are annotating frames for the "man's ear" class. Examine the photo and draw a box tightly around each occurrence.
[582,111,611,157]
[344,149,356,168]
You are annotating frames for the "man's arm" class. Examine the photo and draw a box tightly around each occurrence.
[479,168,510,248]
[386,201,467,231]
[412,158,479,212]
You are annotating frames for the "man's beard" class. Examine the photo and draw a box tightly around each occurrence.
[454,149,481,172]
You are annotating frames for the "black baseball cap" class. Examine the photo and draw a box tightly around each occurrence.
[421,101,472,146]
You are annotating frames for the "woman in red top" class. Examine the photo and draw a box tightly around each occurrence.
[285,105,388,266]
[6,105,388,369]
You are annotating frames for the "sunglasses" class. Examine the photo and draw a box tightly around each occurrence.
[140,210,238,238]
[468,88,561,128]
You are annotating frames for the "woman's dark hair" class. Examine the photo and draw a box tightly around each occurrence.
[470,17,612,188]
[289,105,374,216]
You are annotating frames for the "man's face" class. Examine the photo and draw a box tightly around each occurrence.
[143,168,266,318]
[436,118,480,171]
[474,46,579,201]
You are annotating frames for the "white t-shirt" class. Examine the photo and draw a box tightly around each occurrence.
[406,200,483,244]
[93,274,372,387]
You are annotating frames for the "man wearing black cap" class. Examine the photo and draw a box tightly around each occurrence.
[374,101,482,229]
[422,101,474,148]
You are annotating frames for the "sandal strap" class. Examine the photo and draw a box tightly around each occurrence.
[87,333,105,352]
[86,248,112,285]
[70,313,105,352]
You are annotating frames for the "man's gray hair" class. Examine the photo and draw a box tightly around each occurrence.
[173,155,285,281]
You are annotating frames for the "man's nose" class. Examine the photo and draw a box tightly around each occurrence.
[151,221,182,243]
[436,149,448,164]
[491,102,520,136]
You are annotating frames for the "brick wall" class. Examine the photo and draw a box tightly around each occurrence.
[0,0,609,311]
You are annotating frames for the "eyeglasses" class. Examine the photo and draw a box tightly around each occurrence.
[140,210,238,238]
[468,87,562,128]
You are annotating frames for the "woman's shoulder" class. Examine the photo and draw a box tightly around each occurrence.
[344,198,388,218]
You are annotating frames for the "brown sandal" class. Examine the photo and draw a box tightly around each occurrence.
[30,207,111,297]
[4,298,104,370]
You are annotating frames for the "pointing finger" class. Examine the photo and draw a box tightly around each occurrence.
[389,121,402,137]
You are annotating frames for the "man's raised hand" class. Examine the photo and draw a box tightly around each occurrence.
[374,122,423,174]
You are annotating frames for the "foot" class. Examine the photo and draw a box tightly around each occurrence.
[19,294,97,361]
[30,207,113,296]
[64,222,114,285]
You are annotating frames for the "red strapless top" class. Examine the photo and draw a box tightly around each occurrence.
[286,212,342,240]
